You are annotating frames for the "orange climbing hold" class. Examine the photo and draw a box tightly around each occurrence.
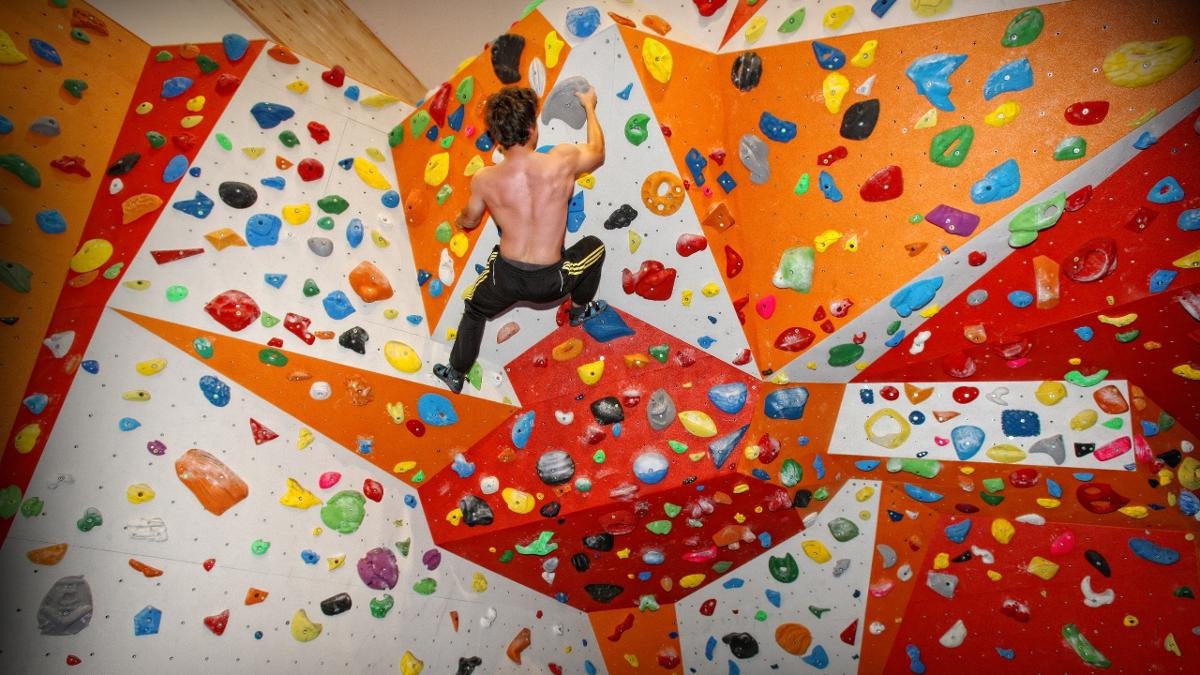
[26,543,68,565]
[643,15,672,36]
[1032,255,1060,309]
[1093,384,1129,414]
[348,260,394,302]
[175,448,250,516]
[244,587,269,605]
[506,626,532,664]
[129,558,164,577]
[904,383,934,404]
[121,193,164,224]
[551,338,584,361]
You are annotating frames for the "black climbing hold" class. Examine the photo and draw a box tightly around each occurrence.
[455,656,483,675]
[584,583,623,603]
[793,489,813,508]
[722,632,760,659]
[319,592,352,615]
[603,204,638,230]
[1074,442,1095,458]
[459,494,494,526]
[218,181,257,209]
[570,552,590,572]
[536,450,575,485]
[1157,448,1182,468]
[840,99,880,141]
[590,396,624,425]
[338,326,369,354]
[490,34,524,84]
[0,316,18,325]
[952,550,973,563]
[731,51,762,92]
[539,501,561,518]
[1084,549,1111,578]
[106,152,140,176]
[583,532,614,551]
[1174,586,1194,598]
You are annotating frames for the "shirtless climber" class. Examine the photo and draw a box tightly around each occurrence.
[433,84,607,394]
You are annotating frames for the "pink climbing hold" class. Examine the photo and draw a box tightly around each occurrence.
[318,472,341,489]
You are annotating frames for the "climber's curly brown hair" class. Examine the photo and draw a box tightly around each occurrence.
[485,86,538,150]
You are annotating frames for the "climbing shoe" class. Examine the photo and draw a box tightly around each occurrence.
[569,299,608,327]
[433,363,464,394]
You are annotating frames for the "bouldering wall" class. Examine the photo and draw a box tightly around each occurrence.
[1,0,1199,673]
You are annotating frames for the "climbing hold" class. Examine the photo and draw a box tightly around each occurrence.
[860,165,903,202]
[812,41,846,70]
[971,159,1020,204]
[642,37,673,84]
[738,134,770,184]
[822,72,850,114]
[1008,193,1065,247]
[840,99,880,140]
[925,204,980,237]
[218,181,257,209]
[250,102,295,129]
[1103,37,1194,87]
[1054,136,1087,161]
[984,58,1033,99]
[906,53,967,111]
[930,125,974,167]
[1065,100,1109,126]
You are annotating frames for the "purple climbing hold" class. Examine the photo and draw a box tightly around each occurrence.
[357,546,399,589]
[925,204,980,237]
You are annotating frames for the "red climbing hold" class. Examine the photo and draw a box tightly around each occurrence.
[708,149,726,165]
[249,418,279,445]
[66,655,82,666]
[1065,184,1093,212]
[1064,100,1109,126]
[859,165,903,201]
[215,73,241,96]
[203,558,216,571]
[1124,206,1156,233]
[840,619,858,646]
[621,260,677,301]
[880,385,900,401]
[320,65,346,88]
[819,319,835,334]
[204,289,260,331]
[283,312,316,345]
[297,158,324,182]
[676,233,708,257]
[951,386,979,404]
[813,306,826,322]
[756,434,780,463]
[1009,468,1040,488]
[693,0,728,17]
[428,81,453,127]
[967,250,987,266]
[942,352,977,378]
[267,45,300,64]
[363,478,384,502]
[817,145,848,166]
[1001,598,1031,622]
[1063,237,1117,283]
[733,294,749,324]
[1076,482,1130,514]
[774,326,815,352]
[699,598,717,615]
[50,155,91,177]
[725,245,743,277]
[406,419,426,437]
[172,133,197,151]
[203,609,230,636]
[307,121,330,144]
[608,613,634,641]
[732,348,751,365]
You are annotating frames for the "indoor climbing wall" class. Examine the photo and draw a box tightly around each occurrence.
[1,0,1198,673]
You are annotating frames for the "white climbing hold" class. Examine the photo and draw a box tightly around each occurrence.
[1081,575,1116,608]
[1014,513,1046,525]
[908,330,931,355]
[938,619,968,648]
[986,386,1010,405]
[480,606,498,628]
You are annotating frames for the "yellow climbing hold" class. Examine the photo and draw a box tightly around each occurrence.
[1118,505,1149,519]
[445,508,462,526]
[242,146,265,159]
[287,79,309,94]
[1103,36,1194,87]
[802,540,832,564]
[628,230,642,254]
[282,204,311,225]
[641,37,673,84]
[385,402,405,424]
[290,609,323,642]
[850,40,877,67]
[678,410,717,438]
[135,358,167,376]
[0,30,29,64]
[1098,313,1137,327]
[864,408,911,449]
[297,427,314,450]
[366,147,385,162]
[681,289,693,307]
[701,282,721,298]
[911,0,953,18]
[122,389,151,402]
[1026,556,1060,580]
[679,573,707,588]
[933,552,950,570]
[424,152,450,185]
[185,96,206,112]
[384,340,422,373]
[990,518,1015,545]
[986,570,1002,581]
[400,651,425,675]
[464,155,485,176]
[383,308,399,320]
[823,5,855,29]
[1164,633,1181,657]
[577,359,605,385]
[471,572,488,593]
[393,461,417,474]
[354,156,391,190]
[135,102,153,115]
[502,487,536,514]
[855,485,875,502]
[544,30,565,69]
[279,478,322,509]
[449,232,469,258]
[744,15,767,43]
[914,108,938,129]
[1036,498,1061,509]
[1070,409,1098,431]
[813,229,843,253]
[576,172,595,189]
[360,92,401,108]
[70,239,114,273]
[1172,248,1200,269]
[823,72,850,114]
[180,115,203,129]
[126,483,155,504]
[1173,364,1200,380]
[843,234,859,252]
[326,554,345,570]
[985,444,1026,463]
[1035,381,1067,406]
[984,101,1020,128]
[371,229,389,248]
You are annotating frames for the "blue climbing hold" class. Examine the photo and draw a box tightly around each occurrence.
[511,410,535,449]
[119,417,141,431]
[872,0,898,18]
[759,111,797,142]
[403,494,417,508]
[416,269,431,286]
[905,53,967,111]
[685,148,707,186]
[1147,176,1184,204]
[996,647,1015,660]
[81,360,99,374]
[260,176,286,190]
[448,105,465,132]
[1128,537,1180,565]
[322,290,355,320]
[424,124,439,141]
[189,166,201,178]
[346,218,364,248]
[722,578,745,590]
[1000,409,1040,437]
[951,425,985,460]
[35,209,67,234]
[222,33,249,61]
[172,191,213,219]
[567,190,584,213]
[565,6,601,38]
[906,644,926,674]
[162,154,189,183]
[1179,490,1199,516]
[249,102,295,129]
[29,38,62,66]
[708,382,749,414]
[709,424,748,469]
[337,157,354,170]
[765,589,781,608]
[617,83,633,100]
[904,483,944,503]
[750,467,769,480]
[381,190,400,208]
[812,41,846,70]
[199,375,231,407]
[970,158,1020,204]
[697,336,716,349]
[885,329,907,348]
[1074,326,1094,341]
[1149,269,1177,293]
[908,410,925,425]
[417,393,458,426]
[818,170,842,202]
[944,519,972,544]
[23,393,49,415]
[133,606,162,636]
[1007,290,1034,308]
[344,85,360,101]
[890,276,943,317]
[450,453,476,479]
[802,644,830,669]
[1133,131,1157,149]
[859,388,875,404]
[717,171,736,193]
[764,386,809,420]
[406,314,422,325]
[566,210,585,233]
[264,273,286,288]
[642,550,664,565]
[1178,209,1200,231]
[983,57,1033,100]
[475,132,494,152]
[581,306,635,342]
[161,76,193,99]
[0,115,12,134]
[705,636,718,660]
[1047,478,1063,498]
[245,214,282,247]
[855,459,881,471]
[814,454,826,480]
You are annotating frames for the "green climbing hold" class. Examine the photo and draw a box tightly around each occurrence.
[754,610,768,621]
[668,440,688,454]
[827,517,861,542]
[63,79,88,99]
[812,486,830,501]
[76,507,103,532]
[146,131,166,148]
[1064,369,1108,387]
[410,110,431,138]
[0,154,42,187]
[1173,586,1194,598]
[261,311,280,328]
[388,123,405,147]
[1062,623,1111,668]
[193,336,214,359]
[518,0,543,20]
[259,348,288,367]
[316,216,334,231]
[396,538,411,557]
[303,278,320,297]
[711,560,733,574]
[21,496,44,518]
[794,173,810,195]
[317,195,349,214]
[498,549,514,563]
[982,477,1005,493]
[216,133,232,151]
[1114,329,1139,343]
[649,344,669,363]
[827,343,864,367]
[907,213,923,224]
[780,458,803,487]
[436,184,453,205]
[515,530,558,555]
[809,606,830,618]
[1159,412,1175,432]
[638,594,660,611]
[103,262,124,280]
[0,485,21,519]
[646,519,672,535]
[1001,8,1044,47]
[70,29,90,44]
[466,362,483,389]
[886,320,901,336]
[778,8,806,33]
[456,76,475,104]
[663,502,681,518]
[320,490,367,534]
[165,284,188,302]
[434,221,452,243]
[624,113,650,146]
[369,594,394,618]
[980,491,1005,506]
[279,130,300,148]
[1053,136,1087,161]
[412,578,437,595]
[411,470,425,483]
[1101,417,1124,430]
[592,449,606,463]
[930,125,974,167]
[196,54,219,74]
[886,457,941,479]
[155,50,173,62]
[1008,192,1065,247]
[439,136,454,149]
[250,538,271,555]
[769,552,799,583]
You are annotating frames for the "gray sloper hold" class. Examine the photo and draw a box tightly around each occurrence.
[647,388,676,431]
[927,571,959,599]
[832,558,851,578]
[308,237,333,257]
[536,450,575,485]
[1029,434,1066,465]
[540,76,591,129]
[877,543,898,569]
[738,133,770,184]
[30,116,61,136]
[459,494,494,526]
[38,575,93,636]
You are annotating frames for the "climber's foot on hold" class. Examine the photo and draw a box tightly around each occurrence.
[569,299,607,327]
[433,363,464,394]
